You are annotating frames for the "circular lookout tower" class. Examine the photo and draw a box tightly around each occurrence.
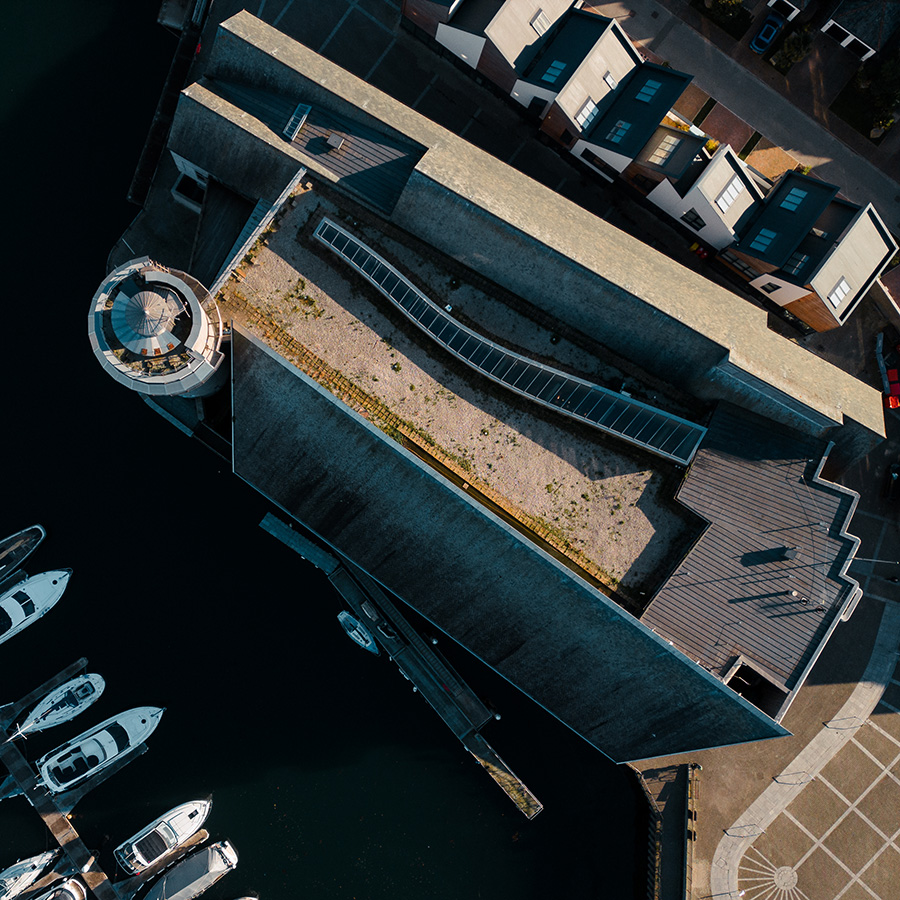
[88,258,225,398]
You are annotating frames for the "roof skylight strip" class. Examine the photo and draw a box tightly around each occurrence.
[313,218,706,465]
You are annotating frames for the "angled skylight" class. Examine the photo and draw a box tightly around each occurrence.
[716,176,745,214]
[541,60,566,84]
[576,99,599,129]
[606,120,631,143]
[780,187,807,211]
[749,228,778,253]
[827,277,850,308]
[635,79,662,102]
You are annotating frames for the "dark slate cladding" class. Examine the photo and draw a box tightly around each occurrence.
[642,404,859,699]
[586,63,692,159]
[521,11,612,86]
[231,330,787,763]
[207,79,424,215]
[189,180,257,288]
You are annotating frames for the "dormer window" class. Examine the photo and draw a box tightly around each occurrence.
[541,60,566,84]
[716,176,745,213]
[635,79,662,102]
[749,228,778,253]
[648,134,681,166]
[827,277,850,308]
[780,187,807,211]
[576,99,599,129]
[606,119,631,143]
[531,9,551,35]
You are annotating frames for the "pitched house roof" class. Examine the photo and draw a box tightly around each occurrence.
[585,63,692,158]
[830,0,900,51]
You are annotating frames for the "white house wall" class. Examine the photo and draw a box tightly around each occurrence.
[485,0,574,68]
[555,26,638,126]
[510,78,557,109]
[572,138,631,173]
[694,148,759,230]
[435,23,486,67]
[646,179,735,250]
[749,274,811,306]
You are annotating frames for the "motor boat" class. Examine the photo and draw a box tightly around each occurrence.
[0,526,45,588]
[36,707,164,794]
[31,877,86,900]
[0,850,58,900]
[0,570,70,647]
[10,674,106,740]
[141,841,237,900]
[115,799,212,874]
[337,611,379,655]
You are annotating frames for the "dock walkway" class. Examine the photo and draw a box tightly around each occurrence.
[260,512,543,818]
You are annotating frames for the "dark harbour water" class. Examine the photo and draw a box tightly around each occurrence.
[0,2,643,898]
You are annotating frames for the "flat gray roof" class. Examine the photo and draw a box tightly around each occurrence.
[231,328,788,762]
[642,404,860,716]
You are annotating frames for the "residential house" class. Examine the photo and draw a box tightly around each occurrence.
[821,0,900,61]
[719,171,897,331]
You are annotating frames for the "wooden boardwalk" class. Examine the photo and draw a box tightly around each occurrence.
[0,664,156,900]
[261,513,543,818]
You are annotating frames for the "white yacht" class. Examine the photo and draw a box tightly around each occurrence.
[141,840,237,900]
[11,674,105,739]
[114,799,212,874]
[0,525,45,587]
[31,877,86,900]
[0,850,58,900]
[36,707,164,794]
[0,570,70,647]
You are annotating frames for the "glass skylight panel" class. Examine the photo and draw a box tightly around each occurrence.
[575,99,599,129]
[749,228,777,253]
[780,187,807,211]
[827,277,850,308]
[635,79,662,102]
[783,251,809,276]
[716,176,745,214]
[603,71,618,90]
[313,217,706,464]
[541,60,566,84]
[648,134,681,166]
[531,9,551,35]
[606,120,631,143]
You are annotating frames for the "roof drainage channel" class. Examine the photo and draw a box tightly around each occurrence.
[314,218,706,465]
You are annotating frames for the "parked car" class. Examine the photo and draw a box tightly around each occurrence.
[750,13,785,54]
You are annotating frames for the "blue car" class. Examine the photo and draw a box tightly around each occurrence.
[750,12,785,54]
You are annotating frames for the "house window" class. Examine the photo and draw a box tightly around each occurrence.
[606,120,631,143]
[541,60,566,84]
[720,250,762,278]
[576,99,599,129]
[648,134,681,166]
[749,228,778,253]
[635,79,662,102]
[780,187,807,211]
[827,277,850,308]
[846,38,872,59]
[783,251,809,275]
[604,72,618,90]
[759,282,781,294]
[681,209,706,231]
[716,176,745,213]
[531,9,551,35]
[824,21,850,41]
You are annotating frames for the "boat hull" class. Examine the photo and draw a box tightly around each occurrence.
[337,611,380,655]
[0,850,58,900]
[14,674,106,738]
[32,876,86,900]
[36,706,164,794]
[0,525,45,588]
[0,569,71,647]
[141,841,237,900]
[115,798,213,874]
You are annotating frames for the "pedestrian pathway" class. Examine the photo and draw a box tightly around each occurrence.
[710,519,900,897]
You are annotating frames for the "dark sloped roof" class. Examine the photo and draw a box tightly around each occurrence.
[831,0,900,50]
[735,172,840,269]
[641,405,860,715]
[521,11,613,86]
[231,329,787,762]
[206,79,425,215]
[586,63,692,159]
[189,180,257,288]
